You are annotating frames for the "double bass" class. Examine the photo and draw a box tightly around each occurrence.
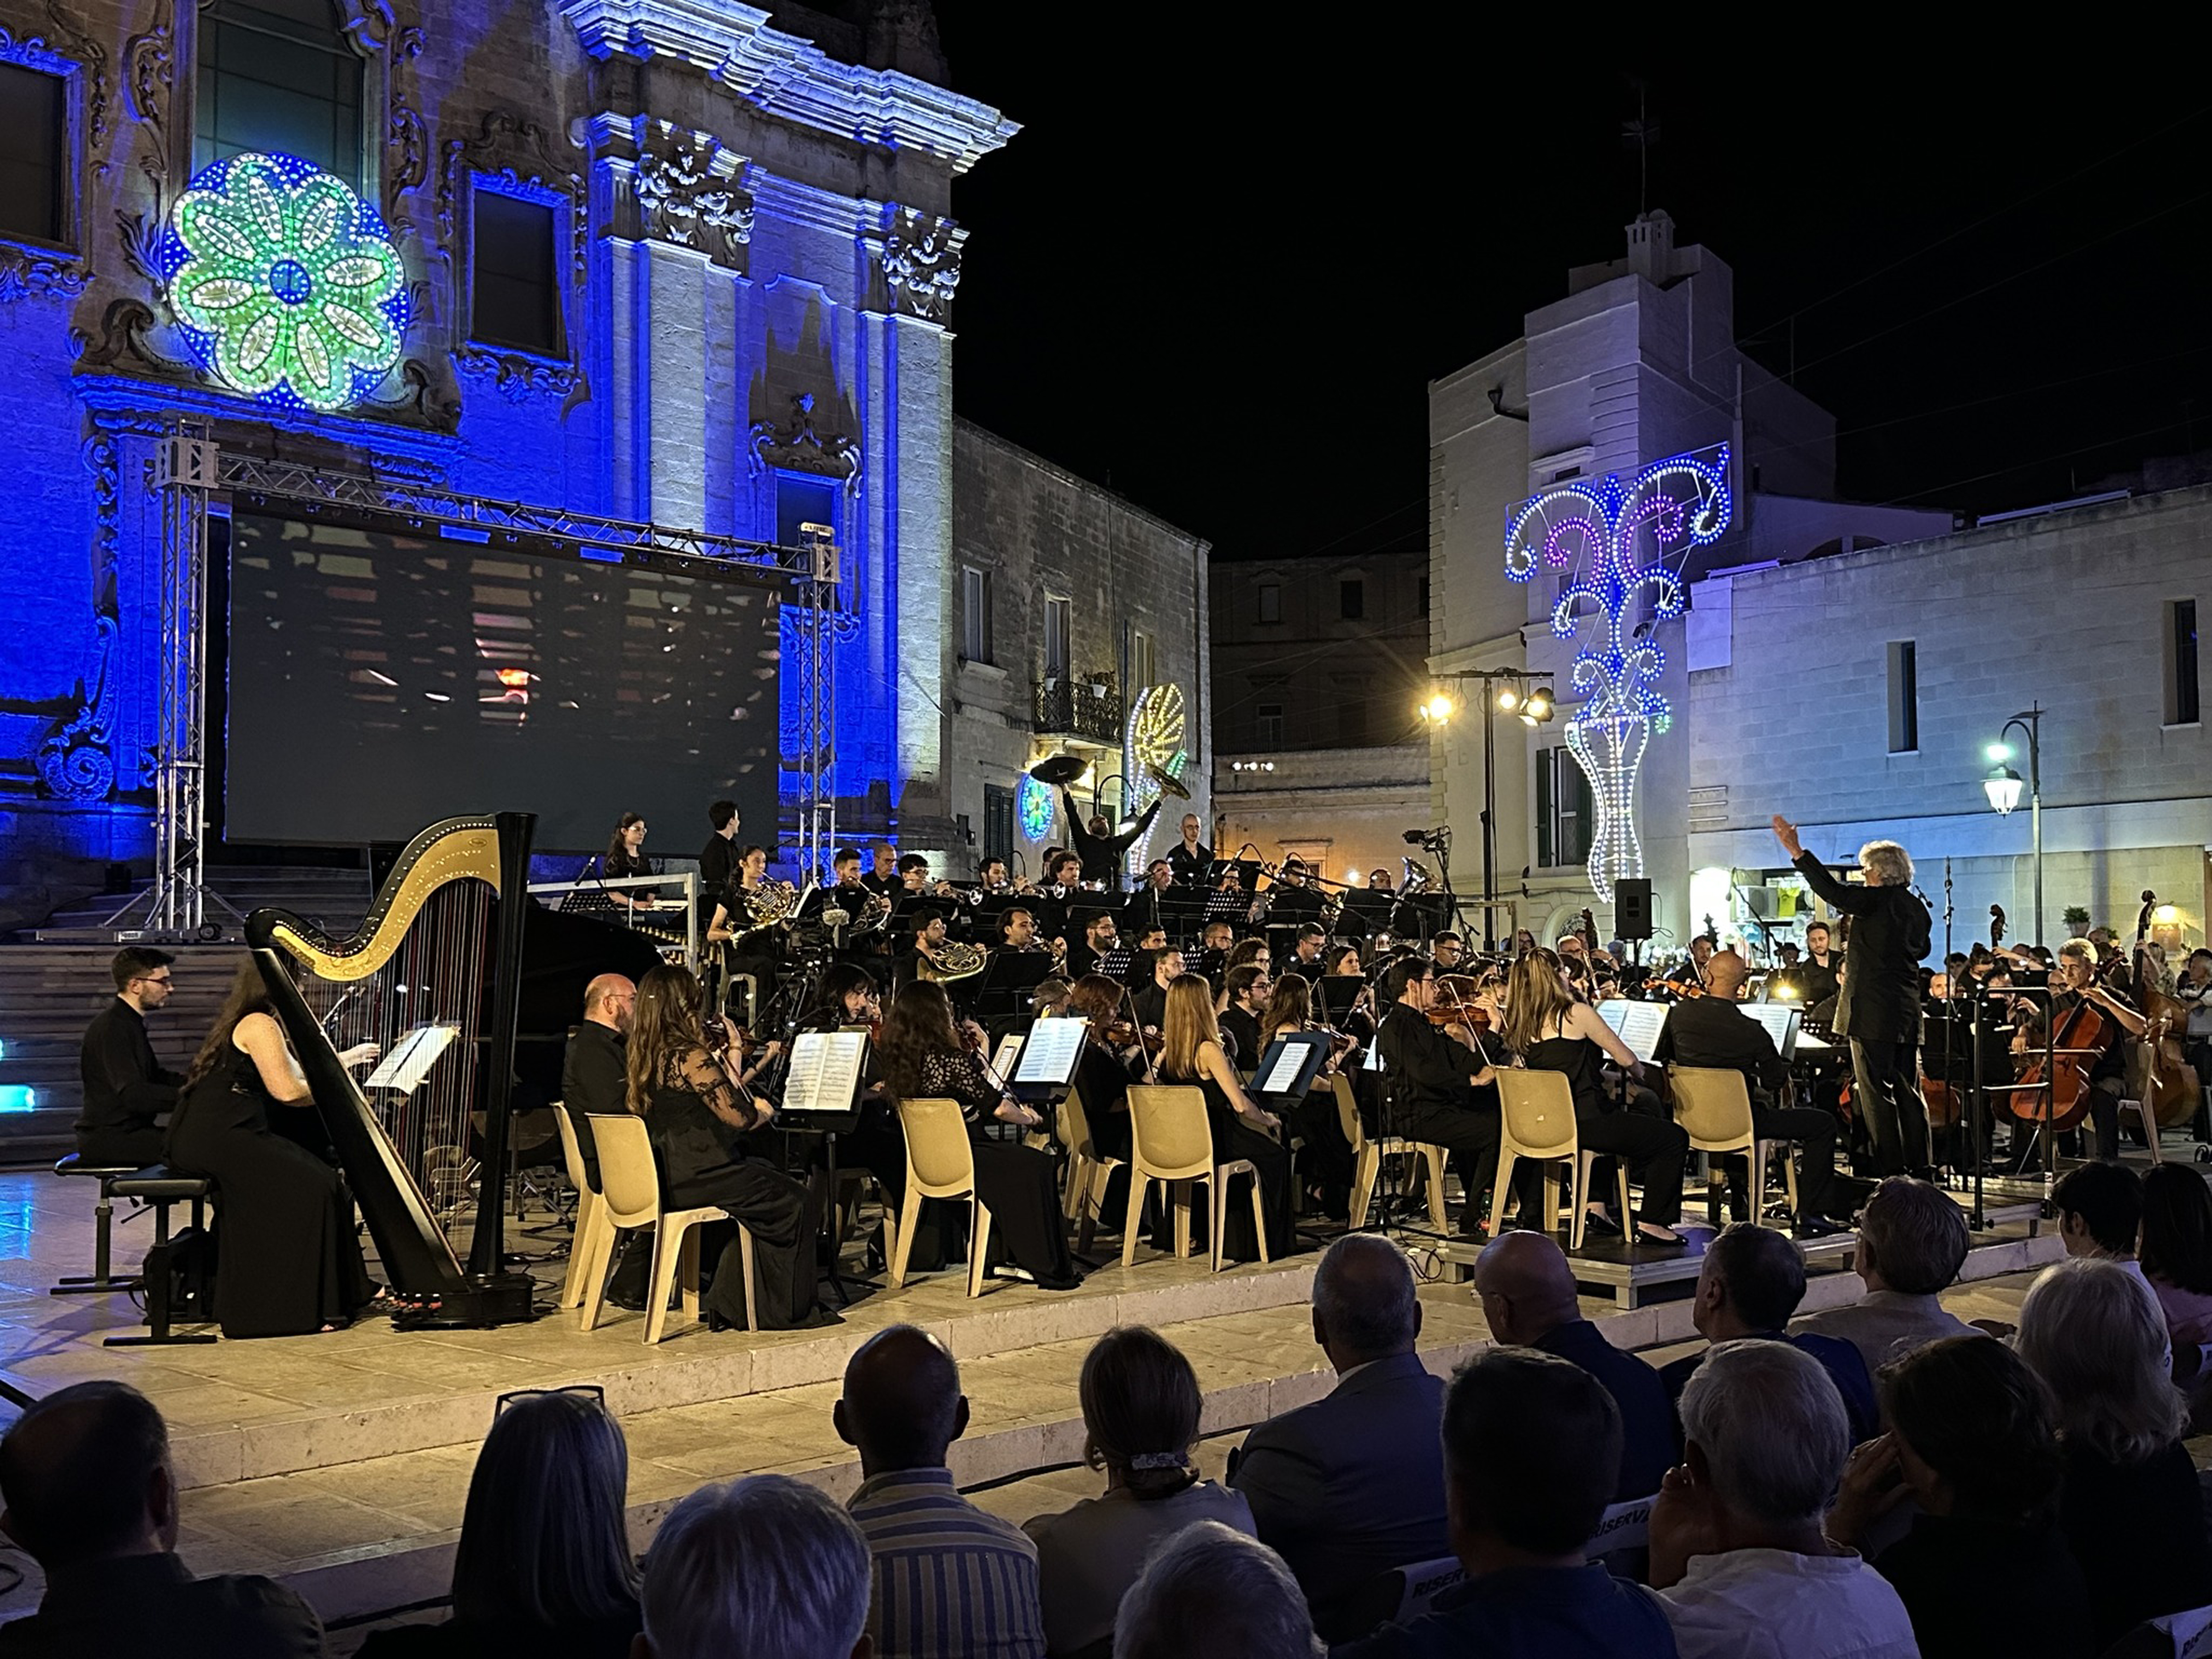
[2132,890,2200,1127]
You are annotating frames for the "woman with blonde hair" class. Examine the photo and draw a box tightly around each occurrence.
[624,963,821,1329]
[1497,948,1686,1246]
[1156,974,1291,1260]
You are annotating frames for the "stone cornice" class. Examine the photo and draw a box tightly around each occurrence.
[557,0,1017,174]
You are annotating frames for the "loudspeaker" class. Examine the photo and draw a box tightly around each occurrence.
[1615,878,1654,941]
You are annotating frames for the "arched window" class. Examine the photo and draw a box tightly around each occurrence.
[194,0,364,188]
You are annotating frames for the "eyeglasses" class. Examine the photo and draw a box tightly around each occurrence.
[134,974,173,988]
[495,1382,607,1418]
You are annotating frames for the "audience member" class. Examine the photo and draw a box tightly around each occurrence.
[1792,1176,1973,1374]
[1652,1341,1915,1659]
[2139,1164,2212,1356]
[357,1389,640,1659]
[1112,1521,1319,1659]
[2015,1257,2212,1645]
[1825,1336,2093,1659]
[1655,1224,1878,1446]
[0,1380,322,1658]
[1472,1232,1675,1500]
[1229,1235,1447,1641]
[1024,1326,1253,1659]
[1337,1349,1678,1658]
[76,946,183,1166]
[2051,1160,2146,1271]
[835,1324,1045,1658]
[635,1474,870,1659]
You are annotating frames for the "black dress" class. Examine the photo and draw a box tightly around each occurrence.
[644,1047,820,1329]
[2060,1437,2212,1646]
[911,1049,1079,1288]
[1521,1034,1685,1228]
[1874,1510,2094,1659]
[1154,1054,1293,1262]
[165,1036,376,1338]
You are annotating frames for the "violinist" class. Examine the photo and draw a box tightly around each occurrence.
[2044,939,2148,1162]
[1153,975,1291,1262]
[1132,946,1185,1034]
[1256,972,1355,1218]
[1066,974,1144,1167]
[1194,918,1235,988]
[1375,955,1502,1240]
[1219,963,1270,1066]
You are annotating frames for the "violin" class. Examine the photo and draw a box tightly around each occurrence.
[1427,974,1492,1032]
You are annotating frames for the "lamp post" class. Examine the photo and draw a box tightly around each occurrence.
[1418,669,1554,949]
[1984,704,2043,946]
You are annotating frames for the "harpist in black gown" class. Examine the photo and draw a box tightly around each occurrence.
[165,986,377,1338]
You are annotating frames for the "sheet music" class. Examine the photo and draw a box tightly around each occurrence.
[986,1033,1024,1089]
[782,1030,867,1116]
[1254,1035,1325,1096]
[1014,1016,1088,1086]
[364,1023,460,1093]
[1599,1000,1670,1064]
[1739,1002,1801,1060]
[1364,1041,1383,1071]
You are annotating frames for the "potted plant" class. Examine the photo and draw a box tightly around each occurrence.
[2062,905,2090,938]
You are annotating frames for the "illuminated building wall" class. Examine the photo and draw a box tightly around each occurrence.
[0,0,1020,926]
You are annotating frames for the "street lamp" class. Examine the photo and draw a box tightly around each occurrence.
[1418,669,1554,948]
[1984,705,2043,945]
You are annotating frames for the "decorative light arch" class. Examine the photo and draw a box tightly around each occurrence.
[1017,774,1056,842]
[1122,684,1188,881]
[160,151,409,412]
[1504,446,1732,901]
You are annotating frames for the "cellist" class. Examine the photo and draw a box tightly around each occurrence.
[2036,940,2148,1162]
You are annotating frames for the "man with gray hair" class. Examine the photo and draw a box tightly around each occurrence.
[1792,1175,1975,1377]
[1114,1519,1320,1659]
[1230,1234,1447,1642]
[1653,1342,1915,1659]
[1771,815,1932,1177]
[636,1473,871,1659]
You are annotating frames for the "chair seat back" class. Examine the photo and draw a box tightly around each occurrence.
[552,1102,599,1197]
[1128,1084,1216,1180]
[896,1097,978,1198]
[1494,1068,1579,1159]
[1669,1065,1756,1150]
[586,1112,664,1227]
[1062,1080,1100,1161]
[1330,1073,1368,1155]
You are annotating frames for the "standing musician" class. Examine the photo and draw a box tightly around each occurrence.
[1058,788,1162,892]
[1651,948,1848,1231]
[1374,955,1500,1240]
[601,812,665,917]
[1771,815,1933,1178]
[1798,921,1843,1009]
[1167,814,1213,885]
[697,800,741,914]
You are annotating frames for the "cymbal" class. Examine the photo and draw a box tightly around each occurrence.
[1151,766,1191,800]
[1029,754,1088,787]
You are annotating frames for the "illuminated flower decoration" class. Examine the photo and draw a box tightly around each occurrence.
[1121,684,1187,880]
[1504,447,1732,901]
[163,152,409,412]
[1017,774,1056,841]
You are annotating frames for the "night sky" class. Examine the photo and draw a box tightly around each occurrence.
[933,16,2212,563]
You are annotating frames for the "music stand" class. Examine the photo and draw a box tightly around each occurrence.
[975,948,1054,1018]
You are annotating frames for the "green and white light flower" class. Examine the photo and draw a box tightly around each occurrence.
[165,152,408,412]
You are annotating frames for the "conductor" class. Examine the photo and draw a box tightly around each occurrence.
[1771,814,1932,1177]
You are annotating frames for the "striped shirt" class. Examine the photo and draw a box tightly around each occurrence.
[849,1467,1047,1659]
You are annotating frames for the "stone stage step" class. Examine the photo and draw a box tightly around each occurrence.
[0,1159,2061,1639]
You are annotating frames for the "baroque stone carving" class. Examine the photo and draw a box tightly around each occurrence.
[0,244,88,303]
[874,206,962,322]
[750,391,861,482]
[38,433,123,801]
[634,138,753,267]
[122,0,173,184]
[439,109,587,282]
[453,342,583,405]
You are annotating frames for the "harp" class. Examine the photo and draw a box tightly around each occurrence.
[244,812,540,1328]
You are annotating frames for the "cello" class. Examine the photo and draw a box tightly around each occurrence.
[2009,957,2115,1134]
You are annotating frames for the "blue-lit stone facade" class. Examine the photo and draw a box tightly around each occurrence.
[0,0,1012,924]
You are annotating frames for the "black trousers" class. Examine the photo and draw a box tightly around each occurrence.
[76,1126,166,1168]
[2088,1074,2127,1162]
[1394,1100,1501,1235]
[1849,1036,1929,1176]
[1290,1087,1355,1217]
[1577,1108,1686,1228]
[1710,1102,1840,1219]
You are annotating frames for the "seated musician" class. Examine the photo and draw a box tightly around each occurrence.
[1167,812,1212,884]
[1042,849,1086,897]
[1133,946,1184,1034]
[1066,974,1144,1165]
[1218,964,1269,1067]
[601,813,664,917]
[899,908,954,989]
[76,947,184,1167]
[1032,977,1073,1019]
[1267,862,1327,925]
[1315,944,1373,1043]
[1127,860,1178,938]
[1128,926,1170,991]
[1194,918,1235,988]
[895,852,941,900]
[977,855,1019,895]
[1206,863,1260,929]
[1154,975,1291,1262]
[1375,954,1502,1239]
[1367,867,1394,892]
[166,961,382,1338]
[2038,939,2148,1163]
[1066,911,1120,982]
[1798,922,1842,1008]
[1430,932,1465,973]
[877,981,1079,1290]
[626,964,824,1330]
[1651,949,1849,1232]
[863,844,900,895]
[1283,924,1327,982]
[705,844,783,1018]
[1257,973,1354,1218]
[999,904,1049,957]
[559,973,658,1308]
[827,846,871,904]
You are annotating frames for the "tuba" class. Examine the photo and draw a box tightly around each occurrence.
[920,941,990,984]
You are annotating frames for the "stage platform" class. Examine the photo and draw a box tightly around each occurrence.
[0,1165,2061,1645]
